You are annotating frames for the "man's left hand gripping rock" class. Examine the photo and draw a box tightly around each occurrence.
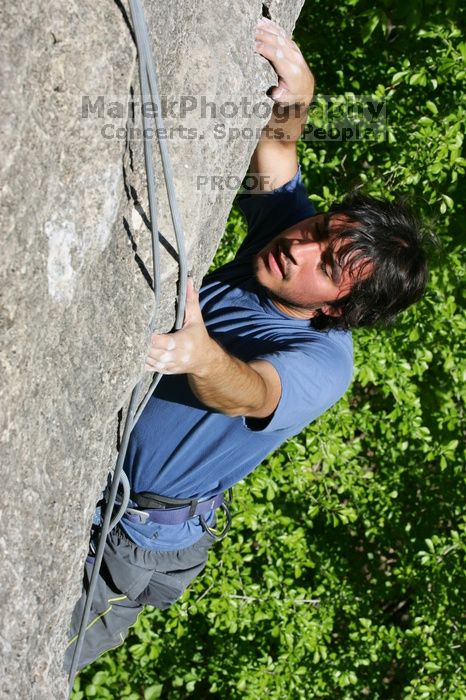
[145,278,213,377]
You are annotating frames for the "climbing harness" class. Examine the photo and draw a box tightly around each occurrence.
[67,0,223,690]
[125,493,225,525]
[125,488,233,539]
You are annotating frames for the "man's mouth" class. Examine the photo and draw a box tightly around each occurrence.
[267,245,286,278]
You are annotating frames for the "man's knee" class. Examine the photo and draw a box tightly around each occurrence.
[64,593,142,673]
[137,567,201,608]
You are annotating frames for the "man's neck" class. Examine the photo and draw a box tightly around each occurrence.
[270,297,317,320]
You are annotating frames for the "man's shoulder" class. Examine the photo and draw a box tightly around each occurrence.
[249,328,353,434]
[235,165,317,256]
[272,326,353,395]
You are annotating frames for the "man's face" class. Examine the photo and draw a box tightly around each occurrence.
[253,214,367,319]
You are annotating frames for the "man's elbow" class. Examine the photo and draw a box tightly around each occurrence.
[220,403,259,418]
[220,397,277,419]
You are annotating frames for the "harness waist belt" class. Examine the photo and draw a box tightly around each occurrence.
[124,492,225,525]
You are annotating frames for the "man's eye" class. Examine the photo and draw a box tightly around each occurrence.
[321,260,329,276]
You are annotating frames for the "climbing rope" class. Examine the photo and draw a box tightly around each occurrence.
[108,470,131,532]
[67,0,189,690]
[131,0,189,424]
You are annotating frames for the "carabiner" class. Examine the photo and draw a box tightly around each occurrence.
[200,501,232,542]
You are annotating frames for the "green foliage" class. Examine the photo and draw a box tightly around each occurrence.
[72,1,465,697]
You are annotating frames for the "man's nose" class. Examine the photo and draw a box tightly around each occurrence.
[288,239,321,263]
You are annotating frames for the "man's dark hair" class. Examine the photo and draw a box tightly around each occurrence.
[313,192,431,331]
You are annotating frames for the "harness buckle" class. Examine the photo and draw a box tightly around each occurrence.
[125,507,151,524]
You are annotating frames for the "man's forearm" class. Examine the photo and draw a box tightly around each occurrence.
[146,280,281,420]
[261,101,310,145]
[248,101,310,191]
[187,338,273,418]
[249,20,314,191]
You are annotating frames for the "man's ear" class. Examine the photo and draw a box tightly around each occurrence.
[321,304,343,317]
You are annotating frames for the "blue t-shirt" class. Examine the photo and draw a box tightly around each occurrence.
[120,168,353,550]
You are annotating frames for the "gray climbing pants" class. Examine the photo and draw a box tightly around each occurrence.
[64,525,214,673]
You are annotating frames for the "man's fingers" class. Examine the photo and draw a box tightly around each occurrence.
[145,350,179,371]
[145,362,176,374]
[255,21,295,51]
[255,29,292,59]
[255,19,307,90]
[147,348,176,362]
[268,84,290,102]
[257,17,287,37]
[256,22,287,42]
[145,355,187,374]
[147,336,186,362]
[146,326,195,373]
[256,35,303,69]
[255,34,300,84]
[150,333,176,350]
[146,354,176,364]
[255,39,289,75]
[145,277,207,374]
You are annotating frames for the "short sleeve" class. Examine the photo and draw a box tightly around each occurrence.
[236,166,316,255]
[244,336,353,434]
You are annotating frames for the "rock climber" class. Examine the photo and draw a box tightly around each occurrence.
[65,17,428,671]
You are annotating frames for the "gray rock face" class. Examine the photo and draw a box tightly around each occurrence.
[0,0,304,696]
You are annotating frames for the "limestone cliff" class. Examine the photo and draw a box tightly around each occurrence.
[0,0,304,696]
